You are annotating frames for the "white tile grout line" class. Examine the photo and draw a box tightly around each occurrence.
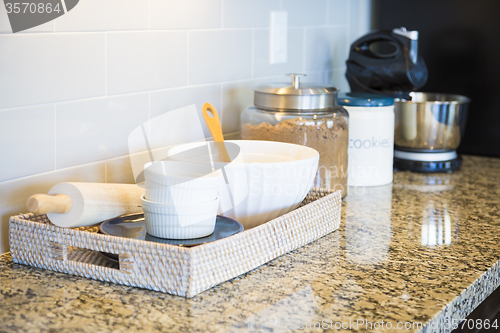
[0,134,240,184]
[346,0,357,57]
[346,0,351,48]
[0,73,298,112]
[147,91,151,138]
[104,32,107,96]
[0,65,347,112]
[54,104,57,170]
[1,120,260,185]
[104,161,107,183]
[325,0,329,25]
[219,83,223,126]
[146,92,151,140]
[0,26,337,36]
[186,31,190,85]
[0,27,274,35]
[251,29,255,78]
[302,27,306,72]
[220,0,224,28]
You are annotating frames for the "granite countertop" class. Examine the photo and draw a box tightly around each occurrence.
[1,155,500,333]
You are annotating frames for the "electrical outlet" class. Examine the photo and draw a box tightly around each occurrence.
[270,11,288,64]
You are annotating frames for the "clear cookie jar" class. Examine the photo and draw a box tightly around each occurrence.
[240,74,349,198]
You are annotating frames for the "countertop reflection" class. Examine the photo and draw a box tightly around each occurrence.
[1,155,500,332]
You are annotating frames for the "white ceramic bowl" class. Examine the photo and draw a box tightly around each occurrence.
[144,161,221,204]
[167,140,319,229]
[140,194,219,239]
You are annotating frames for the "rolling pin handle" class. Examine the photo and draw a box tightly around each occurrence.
[26,194,72,215]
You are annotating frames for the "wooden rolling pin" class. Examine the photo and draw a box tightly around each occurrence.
[26,182,144,228]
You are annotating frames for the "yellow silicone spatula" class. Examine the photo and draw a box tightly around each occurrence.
[202,102,231,163]
[201,102,235,210]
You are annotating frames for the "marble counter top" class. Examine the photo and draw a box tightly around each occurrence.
[1,155,500,333]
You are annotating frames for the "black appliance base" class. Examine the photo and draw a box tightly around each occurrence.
[394,155,463,173]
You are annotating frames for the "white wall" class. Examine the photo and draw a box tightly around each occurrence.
[0,0,371,253]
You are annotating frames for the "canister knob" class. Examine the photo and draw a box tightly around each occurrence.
[286,73,306,89]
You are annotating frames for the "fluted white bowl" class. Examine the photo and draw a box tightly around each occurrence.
[167,140,319,229]
[140,194,219,239]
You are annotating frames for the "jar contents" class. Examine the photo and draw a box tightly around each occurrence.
[242,117,349,197]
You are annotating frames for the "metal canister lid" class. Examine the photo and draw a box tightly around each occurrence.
[254,73,338,112]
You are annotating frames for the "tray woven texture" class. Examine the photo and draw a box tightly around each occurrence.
[10,188,341,298]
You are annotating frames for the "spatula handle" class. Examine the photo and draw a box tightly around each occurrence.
[26,194,72,215]
[202,102,231,163]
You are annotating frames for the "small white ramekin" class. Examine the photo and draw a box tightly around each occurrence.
[144,161,221,204]
[140,194,219,239]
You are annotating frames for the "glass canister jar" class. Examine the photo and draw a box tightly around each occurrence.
[240,74,349,198]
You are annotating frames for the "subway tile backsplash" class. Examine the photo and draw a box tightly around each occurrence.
[282,0,328,27]
[55,93,150,169]
[328,0,349,25]
[0,0,371,253]
[0,33,106,108]
[253,28,304,77]
[107,31,188,94]
[150,0,222,30]
[0,105,55,182]
[188,29,253,84]
[150,84,222,138]
[222,0,280,28]
[54,0,149,32]
[304,27,348,71]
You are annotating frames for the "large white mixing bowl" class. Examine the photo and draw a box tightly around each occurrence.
[167,140,319,229]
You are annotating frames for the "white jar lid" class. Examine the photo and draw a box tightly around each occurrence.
[337,92,394,107]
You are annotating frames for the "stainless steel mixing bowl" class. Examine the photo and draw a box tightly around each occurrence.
[394,92,470,151]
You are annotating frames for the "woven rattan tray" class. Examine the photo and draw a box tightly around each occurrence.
[9,188,341,297]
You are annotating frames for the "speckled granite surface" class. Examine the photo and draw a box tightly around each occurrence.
[1,155,500,333]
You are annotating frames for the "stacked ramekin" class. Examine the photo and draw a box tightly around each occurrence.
[141,161,221,239]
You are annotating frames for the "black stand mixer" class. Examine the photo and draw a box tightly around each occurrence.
[345,27,469,173]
